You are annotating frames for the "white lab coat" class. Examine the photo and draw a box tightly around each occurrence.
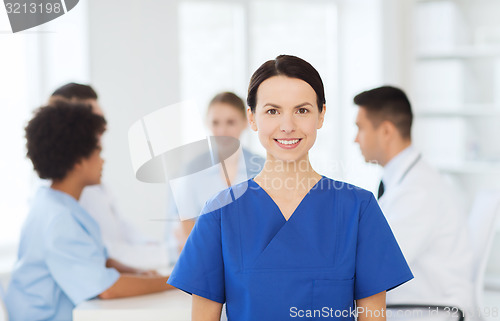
[80,184,169,270]
[380,146,474,312]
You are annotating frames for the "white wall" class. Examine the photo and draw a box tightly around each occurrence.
[337,0,384,193]
[86,0,388,238]
[87,0,181,239]
[0,0,92,286]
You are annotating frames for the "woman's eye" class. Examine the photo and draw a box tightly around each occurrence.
[266,109,278,115]
[297,108,309,114]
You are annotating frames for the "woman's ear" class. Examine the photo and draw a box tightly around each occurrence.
[317,104,326,129]
[73,158,84,171]
[69,157,86,178]
[247,107,258,132]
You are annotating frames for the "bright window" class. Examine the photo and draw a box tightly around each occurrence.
[0,2,90,268]
[178,0,339,175]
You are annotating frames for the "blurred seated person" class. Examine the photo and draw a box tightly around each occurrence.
[5,102,173,321]
[50,83,169,269]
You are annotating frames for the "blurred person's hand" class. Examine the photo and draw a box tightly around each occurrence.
[137,269,161,277]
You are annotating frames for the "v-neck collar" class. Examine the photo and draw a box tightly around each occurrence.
[250,175,326,222]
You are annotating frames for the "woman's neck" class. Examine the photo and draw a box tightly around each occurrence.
[255,156,321,192]
[51,177,85,201]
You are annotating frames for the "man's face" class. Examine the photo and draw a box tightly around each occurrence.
[354,107,384,165]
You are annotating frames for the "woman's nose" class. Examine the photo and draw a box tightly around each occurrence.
[280,114,296,133]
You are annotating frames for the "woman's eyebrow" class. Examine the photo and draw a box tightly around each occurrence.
[263,102,313,109]
[293,103,313,108]
[263,103,282,109]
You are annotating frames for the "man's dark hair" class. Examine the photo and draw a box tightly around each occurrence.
[51,82,98,100]
[353,86,413,139]
[247,55,325,113]
[25,101,106,181]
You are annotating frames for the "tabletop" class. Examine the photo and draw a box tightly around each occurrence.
[73,289,191,321]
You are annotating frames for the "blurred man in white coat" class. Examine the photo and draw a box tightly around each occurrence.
[353,86,473,313]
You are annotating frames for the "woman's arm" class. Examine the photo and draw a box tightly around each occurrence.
[356,291,386,321]
[101,258,174,299]
[192,294,223,321]
[98,273,175,299]
[106,258,159,276]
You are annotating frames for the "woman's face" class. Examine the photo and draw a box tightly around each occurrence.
[248,76,325,163]
[79,140,104,186]
[207,102,248,139]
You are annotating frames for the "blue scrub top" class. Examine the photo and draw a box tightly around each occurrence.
[5,187,120,321]
[168,176,413,321]
[165,148,264,263]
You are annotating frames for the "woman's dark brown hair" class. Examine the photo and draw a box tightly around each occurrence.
[247,55,325,113]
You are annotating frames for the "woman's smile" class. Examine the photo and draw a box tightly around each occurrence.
[274,138,302,149]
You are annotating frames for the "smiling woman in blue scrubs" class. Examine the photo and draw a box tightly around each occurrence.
[167,55,414,321]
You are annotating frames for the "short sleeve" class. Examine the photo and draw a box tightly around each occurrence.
[167,210,225,303]
[354,194,413,300]
[45,214,120,304]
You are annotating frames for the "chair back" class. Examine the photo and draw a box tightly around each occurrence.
[387,305,464,321]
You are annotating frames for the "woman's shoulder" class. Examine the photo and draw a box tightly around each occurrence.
[26,187,80,232]
[32,187,76,214]
[200,178,253,217]
[318,176,375,203]
[316,177,380,224]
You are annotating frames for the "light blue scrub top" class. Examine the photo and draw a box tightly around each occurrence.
[168,177,413,321]
[5,187,120,321]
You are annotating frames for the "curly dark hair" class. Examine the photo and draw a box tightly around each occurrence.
[25,101,107,180]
